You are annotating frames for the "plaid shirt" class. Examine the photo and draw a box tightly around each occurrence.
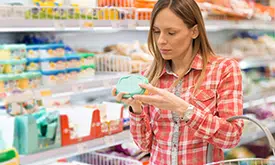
[129,54,244,165]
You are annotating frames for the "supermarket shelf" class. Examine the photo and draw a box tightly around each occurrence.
[238,121,275,147]
[239,56,275,70]
[20,130,132,165]
[243,90,275,109]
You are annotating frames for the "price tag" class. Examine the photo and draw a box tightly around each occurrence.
[104,135,115,146]
[82,21,94,28]
[72,84,84,93]
[77,143,87,153]
[40,89,52,97]
[54,21,65,30]
[111,21,122,29]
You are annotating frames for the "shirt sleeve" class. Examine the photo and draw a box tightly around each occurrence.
[186,59,244,149]
[129,105,153,152]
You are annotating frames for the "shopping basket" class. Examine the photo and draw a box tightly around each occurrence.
[206,115,275,165]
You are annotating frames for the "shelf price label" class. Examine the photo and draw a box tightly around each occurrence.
[54,21,65,30]
[104,135,115,146]
[72,84,84,93]
[77,143,88,153]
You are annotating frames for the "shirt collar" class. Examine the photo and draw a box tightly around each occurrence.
[159,53,203,77]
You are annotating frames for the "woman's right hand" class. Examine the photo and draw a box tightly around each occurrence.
[112,88,143,114]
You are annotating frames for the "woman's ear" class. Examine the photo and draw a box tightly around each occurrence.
[191,25,199,39]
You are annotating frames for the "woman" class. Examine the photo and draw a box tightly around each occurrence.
[113,0,244,164]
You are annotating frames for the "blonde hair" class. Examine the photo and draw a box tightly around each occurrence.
[145,0,214,92]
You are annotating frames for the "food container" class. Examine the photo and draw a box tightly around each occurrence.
[3,44,26,60]
[66,55,81,69]
[0,60,9,73]
[115,75,149,98]
[42,70,67,86]
[40,44,65,58]
[28,72,42,89]
[18,73,30,90]
[26,58,40,72]
[0,75,9,93]
[40,57,66,71]
[79,53,95,66]
[67,68,80,81]
[80,65,96,78]
[3,74,21,93]
[4,59,27,74]
[26,45,41,59]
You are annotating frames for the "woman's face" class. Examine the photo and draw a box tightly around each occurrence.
[153,8,197,61]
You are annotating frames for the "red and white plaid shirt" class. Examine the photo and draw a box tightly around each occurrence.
[129,54,244,165]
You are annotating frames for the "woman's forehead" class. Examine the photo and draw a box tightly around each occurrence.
[154,8,185,29]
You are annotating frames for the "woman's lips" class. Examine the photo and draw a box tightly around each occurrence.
[160,49,171,54]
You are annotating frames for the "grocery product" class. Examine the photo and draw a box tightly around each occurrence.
[116,75,148,98]
[66,68,80,81]
[40,57,66,71]
[80,65,96,78]
[0,61,8,73]
[26,58,40,72]
[42,70,67,86]
[28,72,42,89]
[98,0,134,7]
[40,44,65,58]
[79,53,95,66]
[65,55,81,69]
[0,148,19,165]
[4,59,27,74]
[3,44,26,60]
[134,0,157,8]
[18,73,30,90]
[26,45,41,59]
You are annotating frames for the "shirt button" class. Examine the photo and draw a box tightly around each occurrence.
[174,144,177,148]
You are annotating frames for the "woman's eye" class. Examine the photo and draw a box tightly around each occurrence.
[168,32,176,35]
[153,31,160,34]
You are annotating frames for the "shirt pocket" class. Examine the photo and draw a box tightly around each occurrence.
[191,88,217,113]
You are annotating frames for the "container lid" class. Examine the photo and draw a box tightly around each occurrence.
[26,72,42,79]
[0,74,9,81]
[0,149,17,162]
[4,59,27,65]
[3,44,26,50]
[6,74,21,81]
[79,53,95,58]
[40,57,66,62]
[81,64,96,70]
[27,58,40,63]
[46,44,65,49]
[67,68,81,73]
[26,44,42,50]
[42,70,66,76]
[65,55,80,60]
[0,60,11,65]
[116,75,149,98]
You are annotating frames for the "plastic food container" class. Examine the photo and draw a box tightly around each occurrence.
[3,44,26,60]
[67,68,80,81]
[26,58,40,72]
[40,57,66,71]
[5,74,21,92]
[42,70,67,86]
[116,75,149,98]
[80,65,96,78]
[0,61,9,73]
[28,72,42,89]
[18,73,30,90]
[4,59,27,74]
[66,55,81,69]
[40,44,65,58]
[79,53,95,66]
[26,45,41,59]
[0,75,10,93]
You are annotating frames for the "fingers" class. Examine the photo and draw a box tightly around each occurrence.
[133,95,162,104]
[115,92,128,102]
[111,88,117,96]
[139,83,162,95]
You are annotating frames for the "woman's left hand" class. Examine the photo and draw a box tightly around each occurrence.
[133,83,190,116]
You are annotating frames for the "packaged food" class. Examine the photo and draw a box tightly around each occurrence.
[26,45,41,59]
[66,55,81,69]
[67,68,80,81]
[98,0,134,7]
[7,74,21,92]
[26,58,40,72]
[28,72,42,89]
[40,44,65,58]
[80,65,96,78]
[3,44,26,60]
[116,75,148,98]
[40,57,66,71]
[42,70,67,86]
[79,53,95,66]
[0,75,9,93]
[18,73,30,90]
[0,60,9,73]
[0,148,20,165]
[4,59,27,74]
